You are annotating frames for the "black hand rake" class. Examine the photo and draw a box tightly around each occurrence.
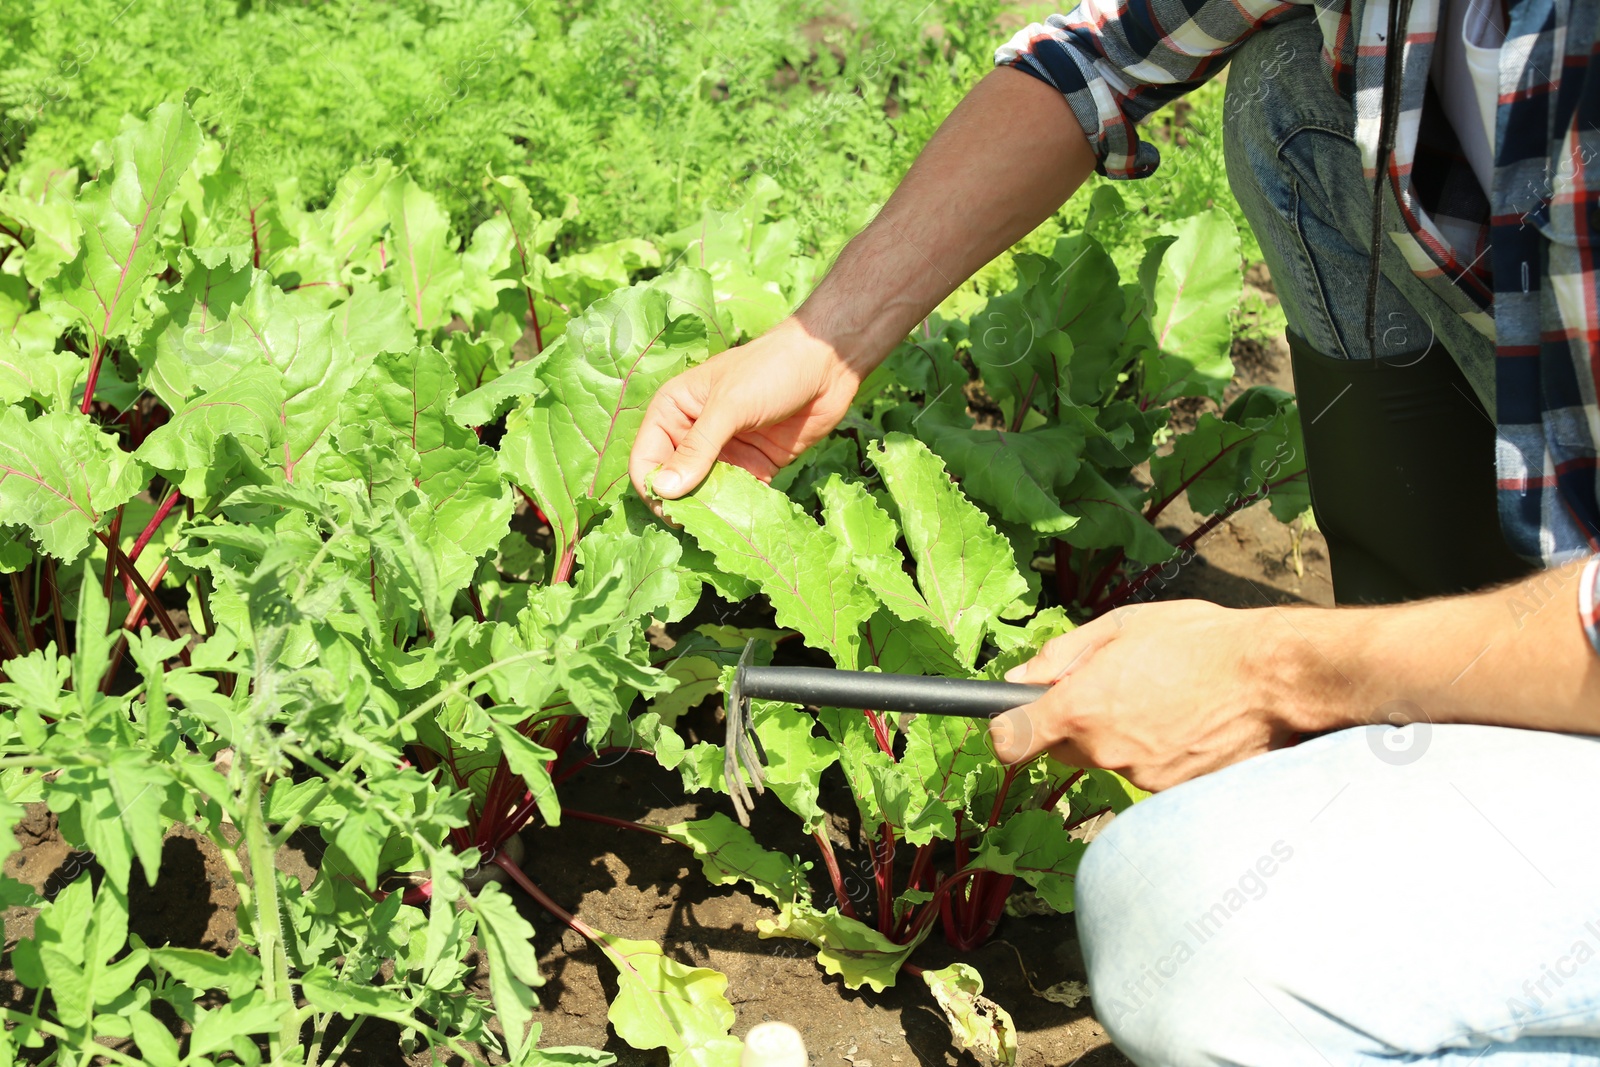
[722,641,1050,826]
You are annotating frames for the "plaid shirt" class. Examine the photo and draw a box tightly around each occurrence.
[997,0,1600,652]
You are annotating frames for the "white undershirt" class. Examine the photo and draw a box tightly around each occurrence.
[1431,0,1505,195]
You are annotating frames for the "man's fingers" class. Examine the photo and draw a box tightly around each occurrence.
[630,387,698,504]
[718,438,781,483]
[989,697,1084,766]
[652,404,742,499]
[1003,615,1120,685]
[989,691,1102,768]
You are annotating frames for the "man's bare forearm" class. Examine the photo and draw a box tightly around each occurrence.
[1284,569,1600,734]
[791,66,1096,375]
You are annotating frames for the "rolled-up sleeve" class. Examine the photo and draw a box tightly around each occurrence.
[1581,557,1600,655]
[996,0,1302,179]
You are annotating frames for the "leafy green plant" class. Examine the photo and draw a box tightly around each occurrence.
[6,88,1080,1065]
[656,436,1144,981]
[0,97,767,1064]
[881,190,1310,616]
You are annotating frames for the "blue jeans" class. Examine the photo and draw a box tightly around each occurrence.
[1078,726,1600,1064]
[1072,16,1600,1064]
[1219,12,1495,406]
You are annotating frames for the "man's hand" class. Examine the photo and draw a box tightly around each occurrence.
[989,572,1600,790]
[626,68,1096,509]
[989,601,1326,791]
[628,318,864,510]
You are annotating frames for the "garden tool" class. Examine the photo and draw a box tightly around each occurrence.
[723,640,1051,826]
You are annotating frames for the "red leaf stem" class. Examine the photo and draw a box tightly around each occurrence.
[493,853,599,940]
[130,490,182,562]
[875,822,896,936]
[811,831,859,921]
[559,809,671,837]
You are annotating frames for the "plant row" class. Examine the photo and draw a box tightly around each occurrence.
[0,98,1305,1066]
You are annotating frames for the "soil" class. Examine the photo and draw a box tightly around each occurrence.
[0,271,1331,1066]
[1150,270,1335,612]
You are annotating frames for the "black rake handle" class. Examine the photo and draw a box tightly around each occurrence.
[737,666,1050,718]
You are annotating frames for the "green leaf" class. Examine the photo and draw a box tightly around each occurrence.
[0,164,83,287]
[501,282,705,555]
[129,1011,183,1067]
[654,267,731,356]
[271,160,394,285]
[147,946,262,999]
[987,607,1075,669]
[898,397,1084,536]
[868,435,1029,665]
[139,246,256,408]
[921,963,1018,1067]
[575,500,700,627]
[0,409,144,560]
[41,101,202,344]
[300,965,413,1018]
[490,722,560,827]
[1065,768,1149,821]
[1139,209,1241,406]
[595,931,741,1067]
[661,813,809,905]
[385,178,463,331]
[661,463,876,666]
[519,1041,619,1067]
[334,346,513,586]
[188,992,290,1058]
[51,753,172,893]
[475,882,546,1059]
[485,172,574,340]
[335,282,416,357]
[816,477,934,633]
[660,175,802,340]
[973,808,1088,911]
[0,283,81,408]
[749,699,838,834]
[71,561,114,711]
[831,738,953,846]
[648,627,772,725]
[968,236,1123,417]
[143,269,361,486]
[1150,386,1309,522]
[450,350,547,428]
[33,876,147,1029]
[756,902,928,992]
[1058,464,1174,566]
[901,712,993,820]
[136,362,284,495]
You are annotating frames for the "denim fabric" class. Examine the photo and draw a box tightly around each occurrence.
[1219,15,1498,413]
[1076,725,1600,1064]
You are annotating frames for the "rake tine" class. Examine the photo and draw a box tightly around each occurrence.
[724,669,755,826]
[736,723,766,796]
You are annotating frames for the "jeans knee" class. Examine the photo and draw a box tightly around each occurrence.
[1072,783,1308,1065]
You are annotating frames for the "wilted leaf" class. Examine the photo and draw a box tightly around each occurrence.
[921,963,1017,1067]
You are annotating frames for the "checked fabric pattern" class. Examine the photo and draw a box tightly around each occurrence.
[997,0,1600,649]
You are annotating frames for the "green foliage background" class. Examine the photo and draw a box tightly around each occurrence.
[1,0,1256,271]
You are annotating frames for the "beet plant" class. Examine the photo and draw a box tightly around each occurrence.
[881,189,1310,614]
[637,434,1139,1062]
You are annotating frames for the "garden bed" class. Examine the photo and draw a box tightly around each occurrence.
[1,318,1329,1067]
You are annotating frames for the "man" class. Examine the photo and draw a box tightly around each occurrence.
[628,0,1600,1061]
